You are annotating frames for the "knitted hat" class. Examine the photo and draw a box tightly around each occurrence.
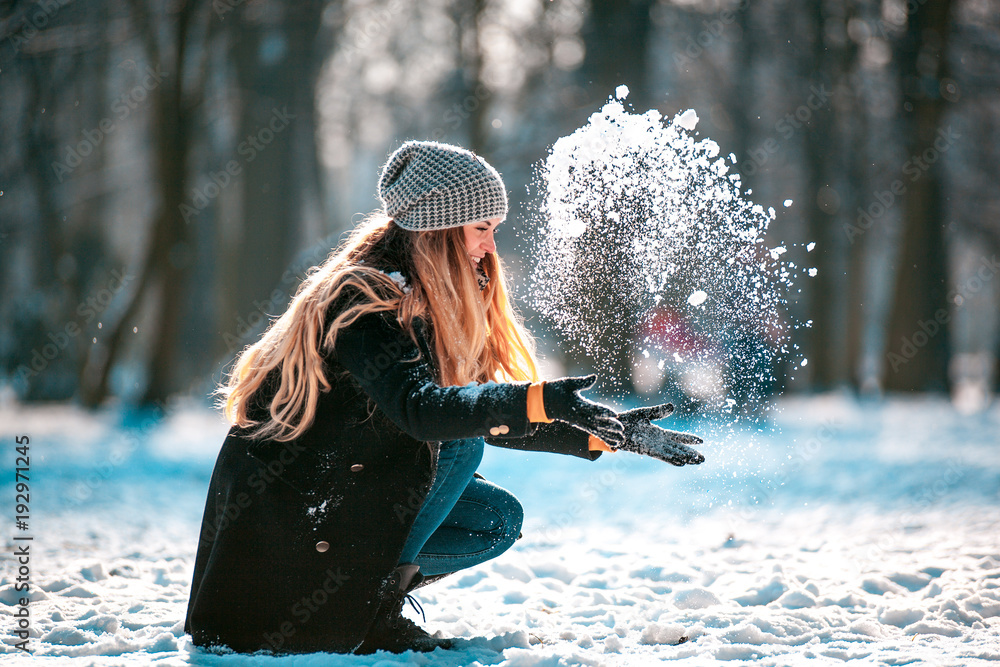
[378,141,508,231]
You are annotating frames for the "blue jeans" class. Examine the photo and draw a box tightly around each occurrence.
[398,438,523,577]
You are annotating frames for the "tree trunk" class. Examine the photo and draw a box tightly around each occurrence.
[802,0,856,390]
[581,0,654,110]
[16,4,110,400]
[449,0,488,153]
[882,0,954,392]
[728,3,753,179]
[81,0,202,406]
[575,0,654,394]
[228,1,324,338]
[141,45,195,405]
[843,93,871,391]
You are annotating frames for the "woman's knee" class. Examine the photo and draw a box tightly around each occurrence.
[489,485,523,547]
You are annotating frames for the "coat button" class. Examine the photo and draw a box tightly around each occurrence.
[316,541,330,553]
[489,427,501,436]
[350,463,364,472]
[498,424,510,434]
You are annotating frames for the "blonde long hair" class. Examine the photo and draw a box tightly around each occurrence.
[219,213,539,441]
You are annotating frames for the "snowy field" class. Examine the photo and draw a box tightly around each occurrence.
[2,394,999,666]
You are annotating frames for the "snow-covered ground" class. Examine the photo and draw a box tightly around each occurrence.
[2,394,999,666]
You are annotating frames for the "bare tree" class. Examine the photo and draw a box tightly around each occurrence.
[802,0,860,389]
[573,0,655,393]
[224,1,326,355]
[81,0,214,406]
[882,0,954,392]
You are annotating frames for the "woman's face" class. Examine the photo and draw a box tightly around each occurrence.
[463,217,502,270]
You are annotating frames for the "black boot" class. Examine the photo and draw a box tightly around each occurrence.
[354,564,453,654]
[413,571,453,590]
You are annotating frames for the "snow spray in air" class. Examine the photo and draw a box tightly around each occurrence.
[529,86,812,433]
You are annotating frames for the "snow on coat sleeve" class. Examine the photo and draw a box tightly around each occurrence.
[333,311,532,442]
[486,421,603,461]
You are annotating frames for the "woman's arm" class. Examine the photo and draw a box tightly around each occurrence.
[333,311,532,442]
[335,311,623,447]
[485,421,603,461]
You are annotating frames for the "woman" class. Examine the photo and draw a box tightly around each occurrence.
[185,141,705,656]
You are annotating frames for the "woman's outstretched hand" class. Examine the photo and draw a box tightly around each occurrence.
[543,375,625,447]
[617,403,705,466]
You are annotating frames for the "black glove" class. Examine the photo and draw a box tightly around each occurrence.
[617,403,705,466]
[543,375,625,447]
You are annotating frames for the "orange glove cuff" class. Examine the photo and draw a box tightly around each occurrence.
[527,382,554,423]
[588,435,616,452]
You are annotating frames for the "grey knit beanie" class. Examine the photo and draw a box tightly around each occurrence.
[378,140,508,231]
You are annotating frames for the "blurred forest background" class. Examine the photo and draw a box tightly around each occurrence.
[1,0,998,414]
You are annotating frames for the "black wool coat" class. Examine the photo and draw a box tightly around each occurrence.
[184,305,601,655]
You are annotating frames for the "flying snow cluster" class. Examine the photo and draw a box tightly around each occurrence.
[529,90,814,424]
